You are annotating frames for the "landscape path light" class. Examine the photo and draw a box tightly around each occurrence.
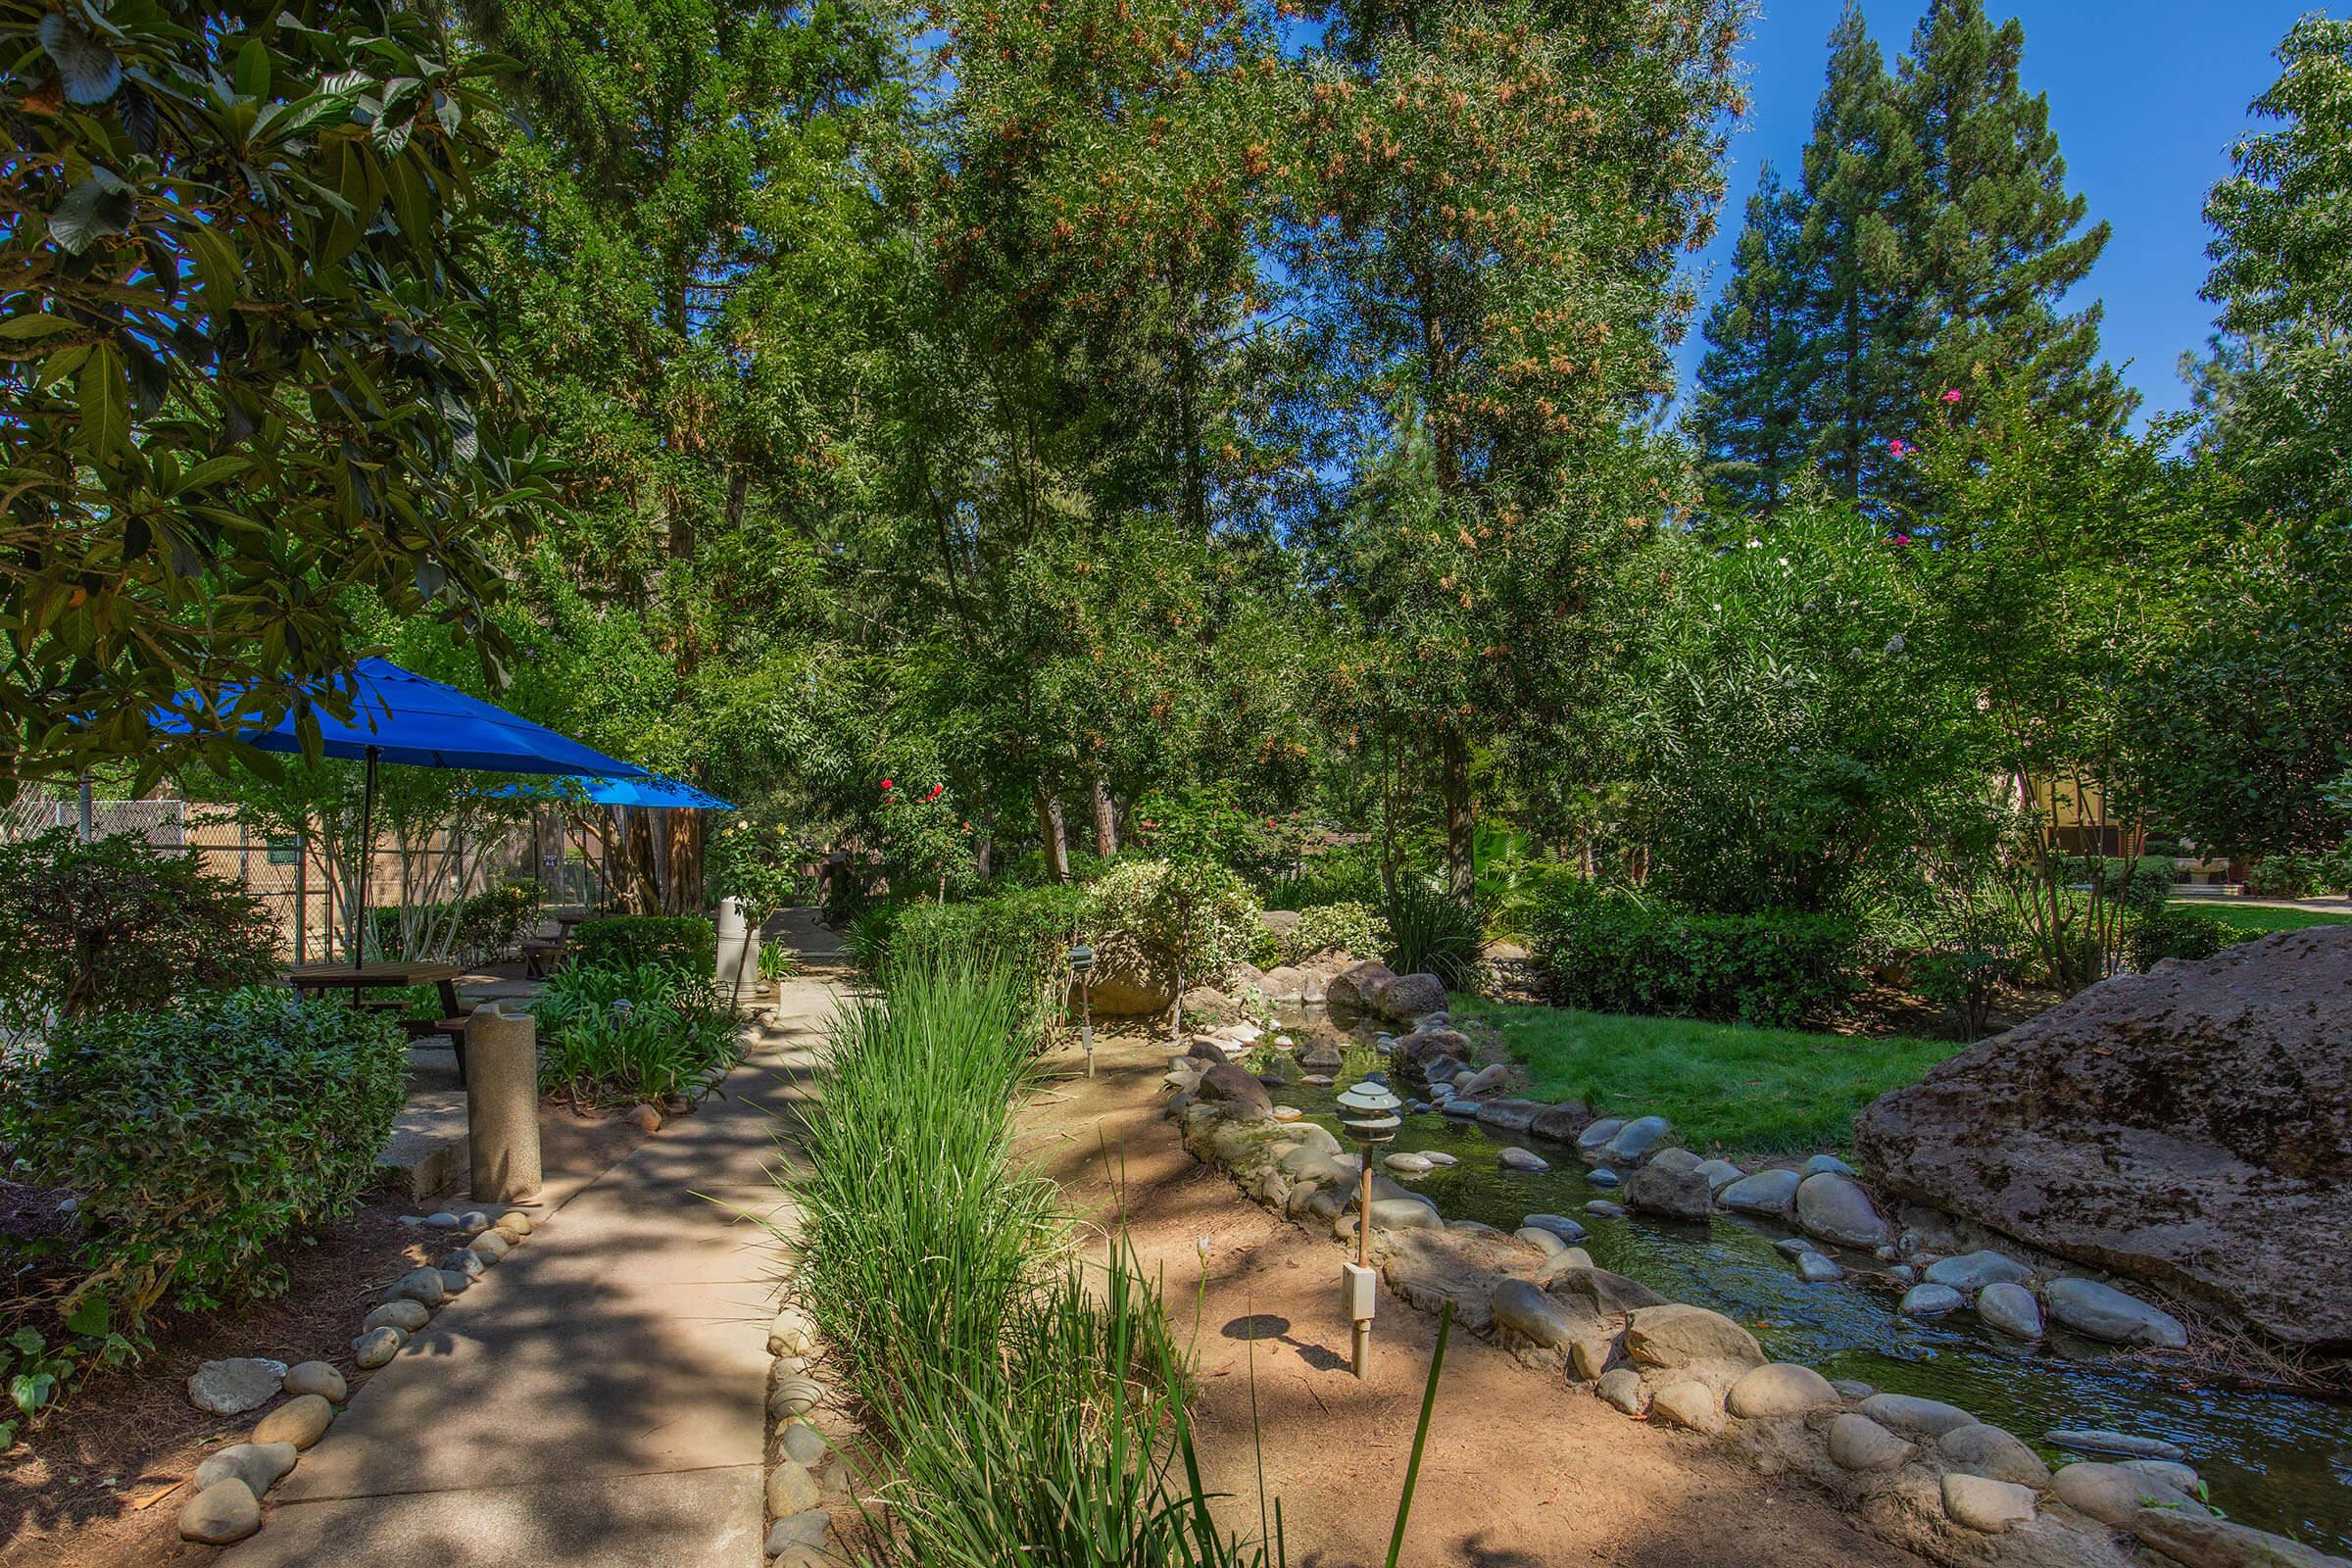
[1336,1076,1402,1379]
[1069,942,1096,1078]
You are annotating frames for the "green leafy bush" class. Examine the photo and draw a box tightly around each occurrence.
[1525,881,1857,1027]
[532,961,744,1104]
[2123,906,2229,971]
[1258,842,1383,909]
[1282,901,1389,965]
[2,991,407,1320]
[883,885,1087,1009]
[369,882,538,963]
[1083,858,1260,997]
[710,820,814,918]
[1383,877,1483,989]
[0,830,279,1042]
[568,914,715,978]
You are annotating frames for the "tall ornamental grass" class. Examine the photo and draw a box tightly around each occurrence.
[792,951,1432,1566]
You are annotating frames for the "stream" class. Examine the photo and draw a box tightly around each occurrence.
[1254,1016,2352,1554]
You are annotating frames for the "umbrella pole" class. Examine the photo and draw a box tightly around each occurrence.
[354,746,379,970]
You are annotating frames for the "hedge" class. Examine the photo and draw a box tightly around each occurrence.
[569,914,715,978]
[875,884,1087,1007]
[1523,882,1857,1027]
[2,990,408,1322]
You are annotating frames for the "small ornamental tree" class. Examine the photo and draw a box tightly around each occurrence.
[0,830,279,1042]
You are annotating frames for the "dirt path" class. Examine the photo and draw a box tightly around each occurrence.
[1017,1032,1931,1568]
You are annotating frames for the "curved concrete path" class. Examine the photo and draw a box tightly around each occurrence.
[220,967,842,1567]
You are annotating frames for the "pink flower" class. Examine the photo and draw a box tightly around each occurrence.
[1886,438,1914,459]
[1888,533,1912,547]
[1940,389,1962,404]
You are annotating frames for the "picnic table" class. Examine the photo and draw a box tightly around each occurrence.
[283,960,465,1020]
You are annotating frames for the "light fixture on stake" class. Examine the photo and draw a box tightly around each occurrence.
[1068,942,1097,1078]
[1336,1076,1402,1378]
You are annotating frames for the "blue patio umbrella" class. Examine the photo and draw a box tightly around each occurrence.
[496,773,734,810]
[158,658,646,967]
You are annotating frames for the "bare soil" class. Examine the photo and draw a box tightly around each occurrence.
[1016,1031,1934,1568]
[0,1103,646,1568]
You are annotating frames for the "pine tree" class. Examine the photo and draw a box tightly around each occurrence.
[1791,1,1921,504]
[1895,0,2132,435]
[1689,165,1811,515]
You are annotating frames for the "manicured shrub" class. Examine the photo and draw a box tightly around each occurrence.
[1383,877,1483,989]
[1524,881,1857,1027]
[568,914,715,978]
[1082,858,1261,997]
[2,991,407,1320]
[0,830,279,1042]
[532,960,744,1104]
[1282,900,1390,965]
[370,881,538,963]
[884,885,1087,1009]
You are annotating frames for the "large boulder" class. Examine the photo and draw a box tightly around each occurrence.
[1194,1062,1273,1121]
[1372,971,1448,1022]
[1624,1303,1765,1370]
[1325,960,1399,1017]
[1853,928,2352,1348]
[1626,1161,1715,1222]
[1090,966,1175,1016]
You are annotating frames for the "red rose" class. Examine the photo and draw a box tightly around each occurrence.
[880,778,894,791]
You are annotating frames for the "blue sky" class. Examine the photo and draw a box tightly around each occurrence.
[1677,2,2320,423]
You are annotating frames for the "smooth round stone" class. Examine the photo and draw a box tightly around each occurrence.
[1270,1105,1303,1123]
[1649,1379,1725,1434]
[1441,1100,1481,1118]
[1795,1172,1889,1248]
[1604,1115,1672,1164]
[186,1358,287,1416]
[353,1326,406,1369]
[1594,1367,1648,1416]
[765,1460,822,1515]
[1693,1157,1744,1192]
[385,1268,447,1306]
[424,1211,462,1227]
[771,1375,823,1418]
[1795,1251,1844,1284]
[779,1420,828,1465]
[364,1299,430,1334]
[1419,1151,1459,1167]
[1939,1423,2052,1490]
[1718,1167,1802,1216]
[1860,1392,1977,1439]
[1942,1473,2035,1533]
[442,1250,486,1279]
[1497,1147,1550,1172]
[282,1361,347,1402]
[1901,1283,1966,1318]
[1300,1074,1334,1086]
[766,1508,832,1556]
[2053,1462,2208,1527]
[193,1441,298,1498]
[496,1210,535,1235]
[253,1393,334,1449]
[1828,1413,1915,1471]
[1516,1226,1572,1256]
[177,1479,262,1544]
[1830,1379,1877,1400]
[1977,1281,2044,1340]
[768,1308,817,1357]
[437,1268,474,1295]
[1385,1152,1433,1174]
[470,1231,513,1262]
[1584,1200,1627,1218]
[1575,1117,1627,1154]
[1727,1362,1839,1419]
[1804,1152,1856,1177]
[2044,1277,2187,1348]
[1923,1250,2034,1294]
[1773,1237,1821,1259]
[2046,1427,2187,1463]
[1646,1147,1703,1176]
[456,1209,491,1230]
[1586,1168,1622,1189]
[1521,1213,1588,1243]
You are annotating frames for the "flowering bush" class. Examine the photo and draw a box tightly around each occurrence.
[710,820,814,917]
[874,775,970,900]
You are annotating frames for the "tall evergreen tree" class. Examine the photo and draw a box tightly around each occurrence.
[1688,165,1810,514]
[1792,1,1920,503]
[1894,0,2131,435]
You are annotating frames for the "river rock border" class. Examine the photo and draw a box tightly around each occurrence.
[1161,990,2352,1568]
[173,1205,540,1545]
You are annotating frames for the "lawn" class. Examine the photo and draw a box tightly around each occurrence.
[1447,996,1962,1157]
[2175,903,2352,939]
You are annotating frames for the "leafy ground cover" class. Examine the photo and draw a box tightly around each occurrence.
[1451,996,1960,1156]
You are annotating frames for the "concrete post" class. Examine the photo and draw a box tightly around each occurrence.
[466,1003,542,1203]
[713,895,760,998]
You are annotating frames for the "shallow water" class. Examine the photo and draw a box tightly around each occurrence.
[1255,1024,2352,1553]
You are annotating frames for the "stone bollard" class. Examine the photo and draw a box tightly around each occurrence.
[466,1004,542,1203]
[713,895,761,997]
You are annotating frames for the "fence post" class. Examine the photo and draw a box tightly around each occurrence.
[295,835,308,964]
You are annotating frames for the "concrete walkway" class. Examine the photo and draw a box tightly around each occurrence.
[221,970,844,1568]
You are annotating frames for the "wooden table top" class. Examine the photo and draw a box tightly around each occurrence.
[283,960,465,987]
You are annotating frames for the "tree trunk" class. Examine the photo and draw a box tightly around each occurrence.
[1443,726,1475,906]
[1091,776,1118,858]
[662,809,705,913]
[1035,788,1070,883]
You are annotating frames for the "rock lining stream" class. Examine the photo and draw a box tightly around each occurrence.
[1262,1008,2352,1554]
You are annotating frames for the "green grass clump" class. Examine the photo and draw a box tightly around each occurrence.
[789,952,1301,1566]
[1451,995,1959,1155]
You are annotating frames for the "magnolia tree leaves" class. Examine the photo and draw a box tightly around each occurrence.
[1,4,555,796]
